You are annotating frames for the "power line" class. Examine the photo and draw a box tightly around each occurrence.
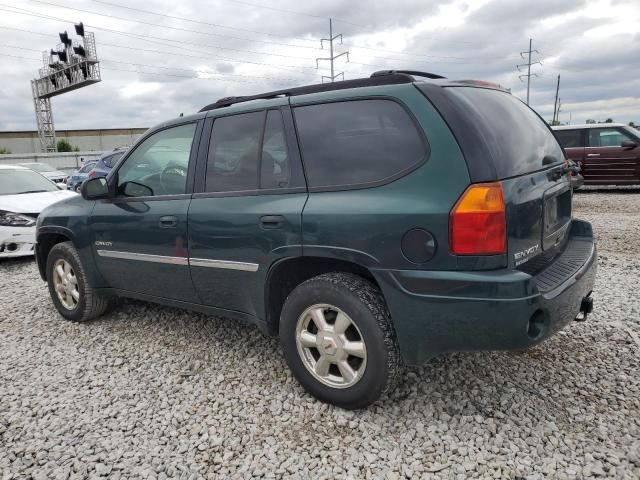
[84,0,319,44]
[28,0,320,50]
[0,22,369,77]
[0,5,320,61]
[0,42,305,82]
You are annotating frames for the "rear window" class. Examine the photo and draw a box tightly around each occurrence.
[293,99,428,189]
[445,87,565,178]
[554,129,584,148]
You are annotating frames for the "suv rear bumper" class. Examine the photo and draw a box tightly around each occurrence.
[372,219,597,366]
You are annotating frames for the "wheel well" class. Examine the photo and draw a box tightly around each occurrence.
[265,256,380,335]
[36,233,71,280]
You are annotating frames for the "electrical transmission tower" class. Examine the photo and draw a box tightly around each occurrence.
[517,38,541,106]
[31,22,101,152]
[316,18,349,83]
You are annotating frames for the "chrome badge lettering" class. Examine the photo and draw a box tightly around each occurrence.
[95,241,113,247]
[514,244,540,266]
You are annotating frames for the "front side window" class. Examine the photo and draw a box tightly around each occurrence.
[293,100,427,188]
[588,128,634,147]
[554,129,583,149]
[116,123,196,197]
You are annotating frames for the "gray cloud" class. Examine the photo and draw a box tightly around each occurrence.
[0,0,638,132]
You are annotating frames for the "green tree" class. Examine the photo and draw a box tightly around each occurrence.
[56,138,73,152]
[585,119,596,124]
[604,118,613,123]
[0,146,11,154]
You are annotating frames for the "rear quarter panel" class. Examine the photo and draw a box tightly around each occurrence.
[293,84,471,271]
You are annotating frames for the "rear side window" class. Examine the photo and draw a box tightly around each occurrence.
[206,110,300,193]
[554,129,583,148]
[206,112,263,192]
[444,87,565,177]
[294,99,428,188]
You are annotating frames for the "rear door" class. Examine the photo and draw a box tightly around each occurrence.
[188,102,307,319]
[583,127,640,185]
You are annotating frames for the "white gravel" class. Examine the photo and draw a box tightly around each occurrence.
[1,190,639,479]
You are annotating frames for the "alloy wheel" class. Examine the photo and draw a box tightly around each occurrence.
[295,304,367,389]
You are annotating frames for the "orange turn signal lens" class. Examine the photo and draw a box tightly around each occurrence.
[450,183,506,255]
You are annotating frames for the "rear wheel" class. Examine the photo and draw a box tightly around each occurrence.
[280,272,400,409]
[46,241,110,322]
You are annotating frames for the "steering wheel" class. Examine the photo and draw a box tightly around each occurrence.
[159,163,187,194]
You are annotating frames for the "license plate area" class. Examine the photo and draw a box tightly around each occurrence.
[543,186,572,250]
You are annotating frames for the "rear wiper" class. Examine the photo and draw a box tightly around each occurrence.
[17,190,48,194]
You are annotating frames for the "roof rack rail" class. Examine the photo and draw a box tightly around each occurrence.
[199,72,416,112]
[371,70,446,80]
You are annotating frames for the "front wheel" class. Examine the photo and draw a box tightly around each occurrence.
[280,272,400,409]
[46,241,110,322]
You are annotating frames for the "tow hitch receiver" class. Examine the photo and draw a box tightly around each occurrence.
[575,295,593,322]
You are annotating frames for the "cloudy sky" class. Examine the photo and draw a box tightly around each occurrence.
[0,0,638,131]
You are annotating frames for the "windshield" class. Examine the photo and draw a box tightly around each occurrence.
[21,163,58,173]
[0,169,59,195]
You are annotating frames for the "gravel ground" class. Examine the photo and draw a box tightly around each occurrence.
[1,190,639,480]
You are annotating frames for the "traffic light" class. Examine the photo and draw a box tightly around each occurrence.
[64,69,72,82]
[59,31,72,47]
[79,63,89,78]
[74,22,84,37]
[50,76,57,87]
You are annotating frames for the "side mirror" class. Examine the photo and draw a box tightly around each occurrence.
[621,140,637,149]
[122,181,153,197]
[81,177,110,200]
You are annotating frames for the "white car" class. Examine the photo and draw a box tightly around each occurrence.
[0,165,76,258]
[18,162,68,184]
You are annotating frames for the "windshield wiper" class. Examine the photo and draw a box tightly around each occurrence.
[17,190,49,194]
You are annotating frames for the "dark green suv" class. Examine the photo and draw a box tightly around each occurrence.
[35,71,597,409]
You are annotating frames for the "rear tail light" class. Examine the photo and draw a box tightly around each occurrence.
[450,182,506,255]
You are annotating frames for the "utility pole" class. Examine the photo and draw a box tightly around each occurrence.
[552,74,561,124]
[517,38,541,106]
[316,18,349,82]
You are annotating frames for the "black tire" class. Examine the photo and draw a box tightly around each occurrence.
[280,272,401,409]
[46,241,110,322]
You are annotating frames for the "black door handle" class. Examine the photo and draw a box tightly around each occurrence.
[260,215,286,230]
[159,215,178,228]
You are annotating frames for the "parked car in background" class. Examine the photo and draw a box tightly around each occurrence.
[87,149,126,180]
[1,165,76,258]
[66,161,97,192]
[18,162,68,185]
[36,71,596,409]
[552,123,640,186]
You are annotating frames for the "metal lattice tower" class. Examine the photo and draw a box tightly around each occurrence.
[31,24,101,152]
[316,19,349,83]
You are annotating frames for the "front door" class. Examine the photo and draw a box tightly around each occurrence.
[89,122,201,302]
[188,104,307,319]
[584,126,640,185]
